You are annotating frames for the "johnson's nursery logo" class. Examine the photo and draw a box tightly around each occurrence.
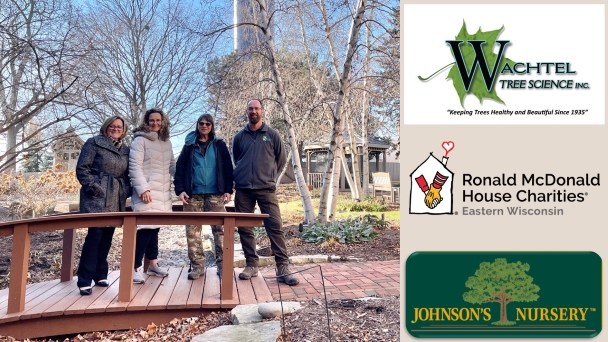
[406,252,602,338]
[409,141,454,215]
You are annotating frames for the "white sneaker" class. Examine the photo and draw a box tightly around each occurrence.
[147,264,168,277]
[133,270,145,284]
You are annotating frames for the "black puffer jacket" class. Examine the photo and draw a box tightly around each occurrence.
[76,135,131,213]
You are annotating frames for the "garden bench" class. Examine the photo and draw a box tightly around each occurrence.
[371,172,398,203]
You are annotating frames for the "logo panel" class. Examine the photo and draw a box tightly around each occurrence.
[406,252,601,338]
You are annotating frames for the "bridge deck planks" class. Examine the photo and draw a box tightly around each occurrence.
[0,266,268,338]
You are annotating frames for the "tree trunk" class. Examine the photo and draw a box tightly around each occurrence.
[499,287,509,322]
[340,148,357,199]
[317,0,368,222]
[4,126,19,174]
[346,115,361,200]
[360,8,374,198]
[257,0,316,225]
[326,109,345,221]
[276,148,292,186]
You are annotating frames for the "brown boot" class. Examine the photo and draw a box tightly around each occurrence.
[188,267,204,280]
[239,266,258,280]
[277,264,299,286]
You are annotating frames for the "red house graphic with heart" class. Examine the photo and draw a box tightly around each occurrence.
[409,141,455,215]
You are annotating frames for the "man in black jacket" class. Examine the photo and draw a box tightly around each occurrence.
[232,99,299,286]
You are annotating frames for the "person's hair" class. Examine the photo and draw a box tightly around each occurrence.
[246,99,264,110]
[99,116,128,140]
[195,114,216,140]
[134,108,171,141]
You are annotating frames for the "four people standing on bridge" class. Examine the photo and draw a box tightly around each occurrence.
[76,101,298,289]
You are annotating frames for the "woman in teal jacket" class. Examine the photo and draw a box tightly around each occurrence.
[174,114,233,279]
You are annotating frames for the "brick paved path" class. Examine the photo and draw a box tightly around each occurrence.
[259,260,400,301]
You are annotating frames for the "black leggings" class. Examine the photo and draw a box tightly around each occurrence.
[134,228,159,269]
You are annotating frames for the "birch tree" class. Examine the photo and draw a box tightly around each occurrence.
[254,0,317,225]
[316,0,367,223]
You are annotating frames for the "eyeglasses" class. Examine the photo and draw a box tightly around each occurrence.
[198,122,212,127]
[108,125,123,131]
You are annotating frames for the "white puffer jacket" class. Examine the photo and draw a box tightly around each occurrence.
[129,130,176,229]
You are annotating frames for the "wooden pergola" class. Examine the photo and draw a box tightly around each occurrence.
[303,135,390,190]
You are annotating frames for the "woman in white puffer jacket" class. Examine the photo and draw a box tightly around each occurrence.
[129,108,176,283]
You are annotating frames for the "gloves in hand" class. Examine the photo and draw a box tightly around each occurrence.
[424,184,442,209]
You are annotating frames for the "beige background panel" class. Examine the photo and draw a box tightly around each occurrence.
[400,1,607,341]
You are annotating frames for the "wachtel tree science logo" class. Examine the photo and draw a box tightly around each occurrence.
[406,252,601,338]
[418,21,591,112]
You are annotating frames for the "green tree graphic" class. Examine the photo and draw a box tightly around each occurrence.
[463,258,540,325]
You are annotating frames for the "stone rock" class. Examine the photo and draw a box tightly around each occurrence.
[231,304,263,325]
[258,301,303,318]
[289,256,311,265]
[310,254,328,263]
[290,255,329,264]
[191,321,281,342]
[234,256,246,268]
[234,255,275,268]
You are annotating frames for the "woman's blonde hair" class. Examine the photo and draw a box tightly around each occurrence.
[99,115,128,140]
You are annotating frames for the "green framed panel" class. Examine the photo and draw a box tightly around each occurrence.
[406,252,602,338]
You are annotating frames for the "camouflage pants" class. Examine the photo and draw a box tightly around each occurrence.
[184,194,225,269]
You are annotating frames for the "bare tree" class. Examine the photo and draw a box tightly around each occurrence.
[204,41,332,225]
[0,0,93,173]
[78,0,215,135]
[292,0,399,221]
[372,6,399,156]
[200,0,398,225]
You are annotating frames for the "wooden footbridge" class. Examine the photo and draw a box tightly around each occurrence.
[0,210,270,339]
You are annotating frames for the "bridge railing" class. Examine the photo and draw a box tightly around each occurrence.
[0,209,267,314]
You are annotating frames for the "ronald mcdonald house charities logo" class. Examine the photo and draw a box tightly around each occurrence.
[410,141,454,215]
[406,252,602,338]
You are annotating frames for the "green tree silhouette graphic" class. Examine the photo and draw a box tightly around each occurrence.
[463,258,540,325]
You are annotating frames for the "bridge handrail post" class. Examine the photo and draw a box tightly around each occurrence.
[118,216,137,302]
[7,223,30,314]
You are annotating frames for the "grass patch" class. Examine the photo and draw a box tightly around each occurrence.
[337,197,388,212]
[279,194,400,225]
[490,321,516,326]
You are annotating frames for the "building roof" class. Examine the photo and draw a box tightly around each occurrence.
[304,131,390,151]
[51,126,85,151]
